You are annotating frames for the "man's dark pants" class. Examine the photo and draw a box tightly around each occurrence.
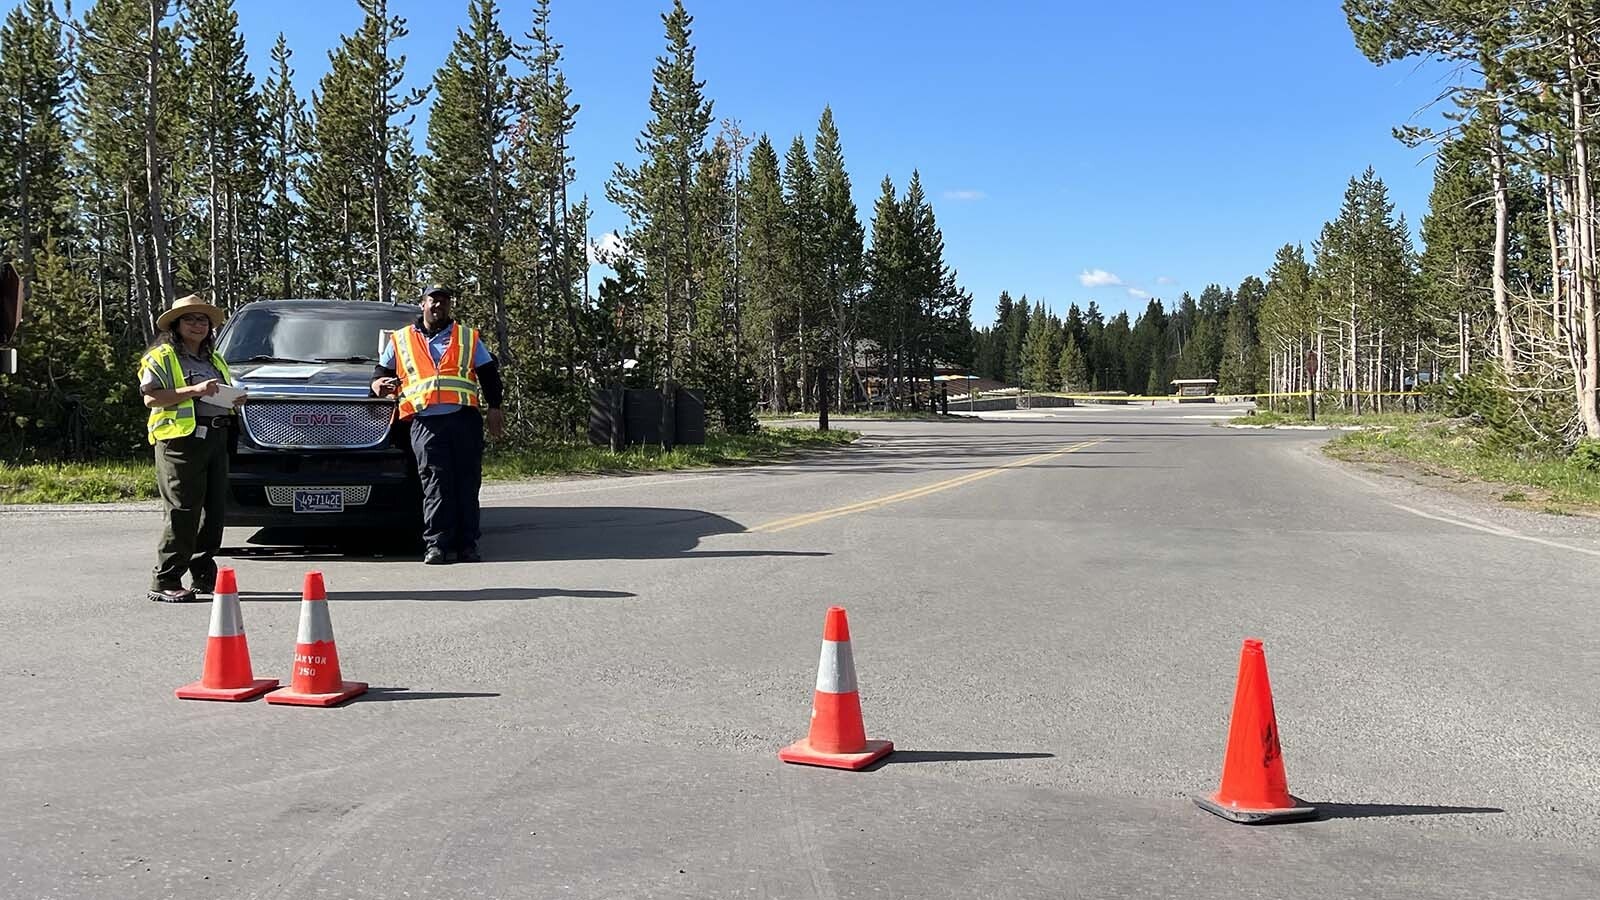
[408,408,484,554]
[152,424,229,591]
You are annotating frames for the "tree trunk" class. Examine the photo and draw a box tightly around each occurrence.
[144,0,174,307]
[124,182,153,338]
[1486,89,1515,373]
[1571,23,1600,438]
[14,59,32,277]
[342,197,356,302]
[372,21,391,305]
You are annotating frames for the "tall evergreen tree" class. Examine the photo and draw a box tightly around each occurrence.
[813,106,865,406]
[261,33,307,299]
[184,0,261,310]
[0,0,74,274]
[307,0,426,302]
[75,0,188,331]
[742,135,790,410]
[1058,333,1089,392]
[513,0,587,432]
[607,0,713,382]
[782,134,823,410]
[422,0,514,350]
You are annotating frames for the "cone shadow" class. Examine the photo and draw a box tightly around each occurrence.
[1312,802,1504,820]
[240,588,634,603]
[359,687,502,703]
[864,750,1055,771]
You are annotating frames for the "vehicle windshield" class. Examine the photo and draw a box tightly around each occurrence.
[218,302,419,365]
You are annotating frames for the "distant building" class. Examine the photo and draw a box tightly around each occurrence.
[1170,378,1218,401]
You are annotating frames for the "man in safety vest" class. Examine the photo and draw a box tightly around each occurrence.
[371,285,505,565]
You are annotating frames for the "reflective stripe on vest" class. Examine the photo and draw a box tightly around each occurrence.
[391,323,483,420]
[142,343,233,444]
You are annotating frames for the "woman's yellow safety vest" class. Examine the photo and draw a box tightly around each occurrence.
[391,323,483,420]
[139,343,233,444]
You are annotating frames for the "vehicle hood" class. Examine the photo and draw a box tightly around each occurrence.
[232,362,379,400]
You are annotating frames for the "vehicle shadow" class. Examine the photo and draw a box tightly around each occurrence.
[226,506,826,563]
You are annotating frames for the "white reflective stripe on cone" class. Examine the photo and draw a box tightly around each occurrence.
[208,592,246,638]
[814,639,858,694]
[296,599,336,644]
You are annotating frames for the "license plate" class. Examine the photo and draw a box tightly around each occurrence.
[292,489,345,514]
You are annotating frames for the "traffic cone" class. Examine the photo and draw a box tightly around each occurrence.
[264,572,367,707]
[174,568,278,702]
[778,606,893,770]
[1193,638,1317,824]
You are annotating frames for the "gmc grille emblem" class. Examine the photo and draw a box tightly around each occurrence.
[290,413,349,426]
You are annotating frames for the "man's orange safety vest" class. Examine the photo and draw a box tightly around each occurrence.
[390,322,484,420]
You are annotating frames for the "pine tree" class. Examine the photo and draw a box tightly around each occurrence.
[1420,133,1495,373]
[607,0,713,382]
[1259,242,1318,397]
[422,0,514,349]
[184,0,261,311]
[1058,334,1089,392]
[513,0,587,433]
[782,134,823,410]
[75,0,188,332]
[261,33,307,298]
[1021,301,1057,391]
[0,236,134,459]
[306,0,426,303]
[1217,305,1258,394]
[738,136,787,409]
[0,0,74,274]
[813,106,865,407]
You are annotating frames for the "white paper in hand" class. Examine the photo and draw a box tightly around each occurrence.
[212,383,247,405]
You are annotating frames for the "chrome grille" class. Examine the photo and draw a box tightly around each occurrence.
[241,401,393,449]
[265,486,373,507]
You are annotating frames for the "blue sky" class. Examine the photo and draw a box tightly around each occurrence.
[234,0,1456,326]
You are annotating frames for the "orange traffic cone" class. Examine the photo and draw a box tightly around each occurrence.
[1194,638,1317,824]
[778,606,893,770]
[264,572,367,707]
[175,567,278,702]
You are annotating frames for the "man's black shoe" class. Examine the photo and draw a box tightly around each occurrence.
[423,548,450,565]
[456,547,483,563]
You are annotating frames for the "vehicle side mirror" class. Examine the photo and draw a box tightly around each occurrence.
[1,262,21,376]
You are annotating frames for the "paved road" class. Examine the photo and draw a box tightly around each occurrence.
[4,403,1598,899]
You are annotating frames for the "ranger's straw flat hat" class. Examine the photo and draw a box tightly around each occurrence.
[157,294,225,330]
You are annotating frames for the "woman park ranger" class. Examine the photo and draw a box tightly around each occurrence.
[138,294,246,603]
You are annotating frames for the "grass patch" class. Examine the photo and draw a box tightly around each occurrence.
[1230,408,1425,428]
[0,460,158,504]
[482,427,859,481]
[0,429,858,504]
[757,410,953,422]
[1325,419,1600,510]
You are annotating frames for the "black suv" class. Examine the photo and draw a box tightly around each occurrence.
[216,299,422,538]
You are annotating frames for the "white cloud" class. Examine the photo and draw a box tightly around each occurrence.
[1156,276,1177,286]
[1127,288,1152,299]
[1078,269,1124,288]
[586,231,628,266]
[942,189,986,201]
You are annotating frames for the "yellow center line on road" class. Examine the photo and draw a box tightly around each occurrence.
[748,437,1107,534]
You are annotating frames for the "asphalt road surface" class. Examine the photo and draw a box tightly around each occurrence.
[4,402,1598,899]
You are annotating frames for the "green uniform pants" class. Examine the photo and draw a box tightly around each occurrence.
[151,425,230,591]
